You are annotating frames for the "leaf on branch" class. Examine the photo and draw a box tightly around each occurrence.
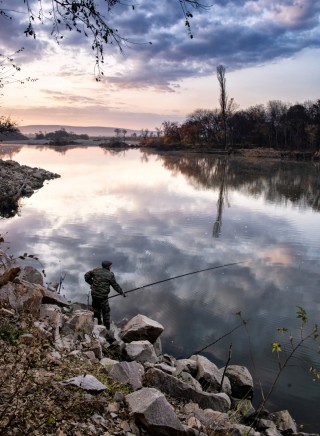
[297,306,308,324]
[309,366,320,381]
[276,327,288,333]
[272,342,282,353]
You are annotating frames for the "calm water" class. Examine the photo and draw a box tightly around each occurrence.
[1,144,320,431]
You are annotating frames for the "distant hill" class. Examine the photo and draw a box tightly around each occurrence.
[19,125,139,137]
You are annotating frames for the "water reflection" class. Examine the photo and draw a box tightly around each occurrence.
[159,153,320,214]
[1,146,320,431]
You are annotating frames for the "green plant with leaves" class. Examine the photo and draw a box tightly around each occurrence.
[258,306,319,414]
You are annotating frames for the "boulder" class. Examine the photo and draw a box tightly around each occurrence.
[269,410,297,433]
[0,267,20,287]
[120,314,164,344]
[0,280,43,315]
[125,387,186,435]
[83,350,98,362]
[105,361,145,391]
[40,304,63,328]
[179,371,202,392]
[145,367,231,412]
[100,357,119,367]
[160,353,176,367]
[0,250,12,274]
[61,310,94,335]
[191,354,231,395]
[224,365,254,399]
[182,402,229,429]
[41,287,70,307]
[263,429,282,436]
[255,418,280,434]
[153,336,162,356]
[228,423,261,435]
[18,266,44,285]
[175,358,198,377]
[93,325,107,339]
[154,363,177,375]
[231,398,255,419]
[125,340,158,364]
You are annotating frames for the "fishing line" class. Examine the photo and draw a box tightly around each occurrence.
[109,260,249,299]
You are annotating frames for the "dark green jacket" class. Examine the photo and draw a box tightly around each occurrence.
[84,267,123,298]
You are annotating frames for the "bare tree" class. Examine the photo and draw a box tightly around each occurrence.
[0,47,37,134]
[0,47,37,91]
[266,100,288,148]
[155,127,162,138]
[216,65,228,149]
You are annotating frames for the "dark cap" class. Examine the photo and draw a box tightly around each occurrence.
[101,260,112,268]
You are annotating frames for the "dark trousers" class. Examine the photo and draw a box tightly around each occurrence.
[91,295,110,329]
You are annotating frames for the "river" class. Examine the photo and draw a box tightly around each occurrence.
[1,144,320,432]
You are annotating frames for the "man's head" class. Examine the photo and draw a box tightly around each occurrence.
[101,260,112,269]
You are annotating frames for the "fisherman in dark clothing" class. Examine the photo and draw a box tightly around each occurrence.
[84,260,126,329]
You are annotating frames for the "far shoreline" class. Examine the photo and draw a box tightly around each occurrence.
[1,140,319,162]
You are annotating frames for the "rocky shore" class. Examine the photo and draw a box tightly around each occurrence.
[0,250,317,435]
[0,158,60,218]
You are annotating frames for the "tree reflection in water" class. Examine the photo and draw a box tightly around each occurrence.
[158,152,320,219]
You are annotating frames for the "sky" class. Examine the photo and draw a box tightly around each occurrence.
[0,0,319,130]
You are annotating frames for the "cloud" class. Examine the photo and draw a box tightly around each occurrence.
[99,0,320,89]
[0,1,48,61]
[41,89,107,106]
[9,104,184,129]
[1,0,320,92]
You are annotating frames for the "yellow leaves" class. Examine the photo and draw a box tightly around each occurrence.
[309,366,320,382]
[272,341,282,353]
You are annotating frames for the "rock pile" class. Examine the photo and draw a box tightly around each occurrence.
[0,159,60,217]
[0,250,318,435]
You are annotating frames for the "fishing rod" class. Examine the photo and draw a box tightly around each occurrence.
[109,260,248,299]
[190,320,246,357]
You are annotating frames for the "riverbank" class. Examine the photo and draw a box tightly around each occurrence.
[2,140,320,162]
[0,158,60,218]
[0,249,314,435]
[144,145,320,161]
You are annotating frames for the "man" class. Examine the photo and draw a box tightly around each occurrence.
[84,260,126,329]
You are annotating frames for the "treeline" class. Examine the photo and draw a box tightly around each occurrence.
[143,99,320,151]
[35,129,89,144]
